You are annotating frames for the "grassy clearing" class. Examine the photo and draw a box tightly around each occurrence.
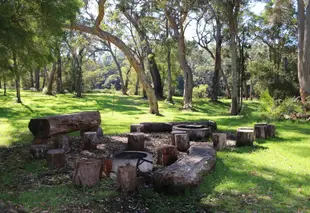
[0,90,309,212]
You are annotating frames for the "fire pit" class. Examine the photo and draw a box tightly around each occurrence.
[112,151,153,174]
[172,124,211,141]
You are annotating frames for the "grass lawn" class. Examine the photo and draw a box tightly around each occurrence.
[0,90,309,212]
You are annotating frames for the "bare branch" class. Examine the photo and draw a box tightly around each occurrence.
[95,0,106,31]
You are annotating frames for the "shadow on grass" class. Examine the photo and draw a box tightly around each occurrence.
[198,156,310,212]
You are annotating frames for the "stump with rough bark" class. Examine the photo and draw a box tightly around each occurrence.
[130,124,144,133]
[127,133,145,151]
[254,123,268,139]
[170,130,186,145]
[157,145,178,166]
[28,111,101,138]
[30,144,49,159]
[47,149,65,169]
[236,127,255,146]
[117,165,138,193]
[83,132,98,150]
[266,124,276,138]
[72,159,102,186]
[212,133,227,151]
[175,133,190,152]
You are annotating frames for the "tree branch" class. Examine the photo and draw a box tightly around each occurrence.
[95,0,106,31]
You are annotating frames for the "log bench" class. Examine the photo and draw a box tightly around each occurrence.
[153,143,216,193]
[28,111,101,144]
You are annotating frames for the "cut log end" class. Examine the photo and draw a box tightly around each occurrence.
[170,131,186,145]
[236,127,255,146]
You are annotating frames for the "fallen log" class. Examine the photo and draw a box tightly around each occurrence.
[28,111,101,138]
[153,144,216,193]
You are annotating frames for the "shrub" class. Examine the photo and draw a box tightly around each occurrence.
[193,85,208,99]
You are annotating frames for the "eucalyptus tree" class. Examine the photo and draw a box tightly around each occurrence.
[297,0,310,108]
[195,1,224,102]
[118,0,164,99]
[65,0,159,114]
[164,0,195,110]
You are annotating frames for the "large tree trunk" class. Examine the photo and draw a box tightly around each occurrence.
[211,18,222,102]
[15,75,22,103]
[109,45,126,95]
[42,66,47,89]
[298,0,310,109]
[56,54,64,94]
[122,11,164,100]
[228,4,239,115]
[75,56,83,98]
[66,24,159,115]
[46,63,56,95]
[30,70,34,88]
[35,67,40,91]
[13,55,22,103]
[179,35,193,110]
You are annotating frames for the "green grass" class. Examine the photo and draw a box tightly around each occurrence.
[0,90,310,212]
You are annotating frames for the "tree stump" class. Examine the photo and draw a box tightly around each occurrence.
[266,124,276,138]
[83,132,98,150]
[170,130,186,145]
[97,127,104,137]
[127,133,145,151]
[54,135,71,153]
[175,133,190,152]
[254,123,268,139]
[212,133,227,151]
[102,159,112,177]
[236,127,255,146]
[157,145,178,166]
[72,159,102,186]
[117,165,137,193]
[30,144,49,159]
[130,124,144,133]
[47,149,65,169]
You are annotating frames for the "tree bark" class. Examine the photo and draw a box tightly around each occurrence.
[15,73,21,103]
[134,76,139,95]
[46,63,56,95]
[35,67,40,91]
[175,133,190,152]
[72,159,102,186]
[157,145,178,166]
[117,165,138,193]
[211,18,222,102]
[56,54,64,94]
[236,127,254,146]
[65,24,159,114]
[30,70,34,88]
[28,111,101,138]
[298,0,310,108]
[227,3,239,115]
[127,133,145,151]
[42,66,47,89]
[212,133,227,151]
[47,149,65,169]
